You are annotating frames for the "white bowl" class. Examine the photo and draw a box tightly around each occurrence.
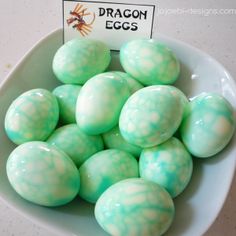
[0,29,235,236]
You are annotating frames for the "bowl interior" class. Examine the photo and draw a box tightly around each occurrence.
[0,29,236,236]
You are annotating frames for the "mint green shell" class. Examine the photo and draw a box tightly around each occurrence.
[47,124,104,167]
[180,93,235,158]
[119,85,185,148]
[4,89,59,145]
[120,39,180,86]
[111,71,144,94]
[95,178,174,236]
[6,141,80,207]
[102,126,142,158]
[53,39,111,84]
[53,84,81,124]
[139,137,193,198]
[78,149,139,203]
[76,72,130,135]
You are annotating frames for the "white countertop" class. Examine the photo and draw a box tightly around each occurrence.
[0,0,235,235]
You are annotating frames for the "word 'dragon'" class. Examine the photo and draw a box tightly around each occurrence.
[67,4,95,36]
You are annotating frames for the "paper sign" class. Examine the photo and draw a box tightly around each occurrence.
[63,0,156,50]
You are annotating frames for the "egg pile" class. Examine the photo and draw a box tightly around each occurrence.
[4,38,235,236]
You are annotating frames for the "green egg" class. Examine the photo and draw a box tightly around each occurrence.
[78,149,139,203]
[119,85,185,148]
[120,39,180,86]
[4,89,59,145]
[95,178,174,236]
[180,93,236,158]
[102,126,142,158]
[47,124,104,167]
[111,71,144,94]
[53,84,81,124]
[53,38,111,84]
[139,137,193,198]
[6,141,80,207]
[76,72,131,135]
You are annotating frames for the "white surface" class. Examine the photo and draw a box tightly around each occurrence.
[0,0,235,235]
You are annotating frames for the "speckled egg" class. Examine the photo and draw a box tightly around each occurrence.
[95,178,174,236]
[53,38,111,84]
[111,71,144,94]
[79,149,139,203]
[119,85,185,148]
[4,89,59,145]
[6,141,80,207]
[76,72,130,135]
[139,137,193,198]
[47,124,104,167]
[102,126,142,158]
[53,84,81,124]
[180,93,236,158]
[120,39,180,86]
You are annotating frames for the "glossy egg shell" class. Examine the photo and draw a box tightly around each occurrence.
[52,38,111,84]
[47,124,104,167]
[4,89,59,145]
[53,84,81,124]
[119,85,185,148]
[120,39,180,86]
[139,137,193,198]
[102,126,142,158]
[6,141,80,207]
[78,149,139,203]
[95,178,175,236]
[76,72,130,135]
[180,93,236,158]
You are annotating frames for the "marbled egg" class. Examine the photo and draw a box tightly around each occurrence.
[47,124,104,167]
[79,149,139,203]
[119,85,185,148]
[6,141,80,207]
[53,84,81,124]
[120,39,180,86]
[53,38,111,84]
[95,178,174,236]
[139,137,193,197]
[180,93,236,158]
[111,71,144,94]
[5,89,59,145]
[76,72,130,135]
[102,126,142,158]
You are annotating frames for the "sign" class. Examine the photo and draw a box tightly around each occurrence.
[63,0,156,50]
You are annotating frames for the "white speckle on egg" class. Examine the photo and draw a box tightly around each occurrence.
[54,157,66,174]
[213,116,231,136]
[150,112,160,123]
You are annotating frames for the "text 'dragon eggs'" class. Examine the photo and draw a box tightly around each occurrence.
[119,85,186,148]
[6,142,80,207]
[47,124,104,167]
[139,137,193,198]
[78,149,139,203]
[53,38,111,84]
[180,93,236,158]
[120,39,180,86]
[76,72,130,135]
[95,178,175,236]
[4,89,59,145]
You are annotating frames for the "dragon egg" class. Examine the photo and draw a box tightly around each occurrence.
[53,38,111,84]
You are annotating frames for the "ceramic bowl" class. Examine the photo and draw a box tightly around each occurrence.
[0,29,235,236]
